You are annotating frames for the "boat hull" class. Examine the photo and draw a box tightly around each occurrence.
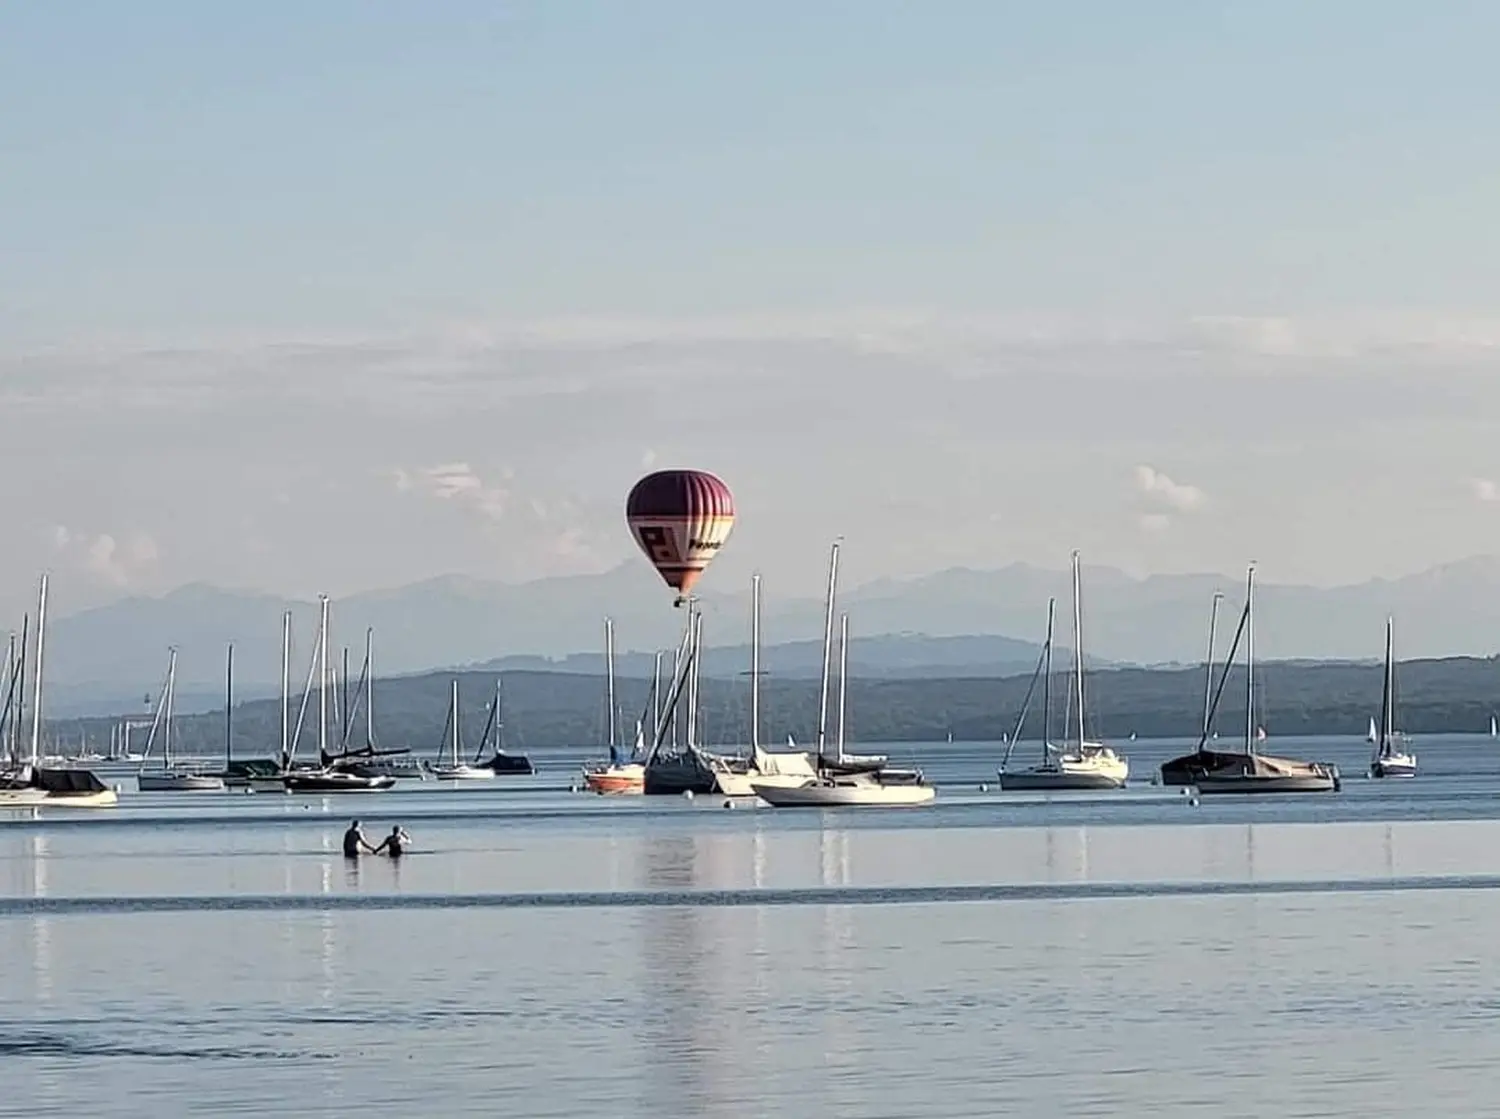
[138,771,226,792]
[644,752,720,796]
[1195,774,1339,794]
[998,768,1126,791]
[284,772,396,793]
[433,765,494,781]
[1161,749,1340,793]
[752,779,936,807]
[1370,755,1417,779]
[583,764,645,794]
[485,753,535,775]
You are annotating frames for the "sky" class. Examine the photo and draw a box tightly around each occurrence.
[4,1,1500,622]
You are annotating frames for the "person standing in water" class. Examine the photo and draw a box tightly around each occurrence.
[374,825,411,858]
[342,820,374,858]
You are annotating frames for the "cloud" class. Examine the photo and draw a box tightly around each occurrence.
[401,462,512,521]
[52,526,160,587]
[1134,465,1207,513]
[640,448,658,469]
[1138,513,1172,533]
[1470,478,1500,503]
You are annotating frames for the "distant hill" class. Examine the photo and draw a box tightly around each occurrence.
[30,554,1500,710]
[44,654,1500,755]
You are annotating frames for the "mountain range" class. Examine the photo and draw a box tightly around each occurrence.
[27,555,1500,716]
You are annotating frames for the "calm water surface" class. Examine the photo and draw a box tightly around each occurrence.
[3,737,1500,1117]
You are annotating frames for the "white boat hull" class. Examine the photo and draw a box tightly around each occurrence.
[999,746,1128,790]
[751,775,936,807]
[1370,753,1417,779]
[433,764,495,781]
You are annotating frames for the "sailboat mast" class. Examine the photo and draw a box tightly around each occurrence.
[687,610,704,747]
[1040,597,1055,766]
[1071,550,1086,748]
[1379,617,1394,758]
[750,573,762,750]
[604,617,618,751]
[365,628,374,749]
[280,610,291,769]
[1244,565,1256,758]
[340,646,350,746]
[29,574,48,767]
[1202,591,1223,740]
[164,646,177,768]
[225,643,234,767]
[814,540,842,758]
[652,651,663,749]
[317,595,329,761]
[836,613,850,762]
[450,679,460,766]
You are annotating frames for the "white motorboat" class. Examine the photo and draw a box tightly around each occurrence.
[1369,617,1417,779]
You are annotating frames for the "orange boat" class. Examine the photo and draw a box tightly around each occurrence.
[583,761,645,794]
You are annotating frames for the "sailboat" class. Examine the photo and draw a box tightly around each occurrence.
[1369,617,1417,779]
[0,576,118,807]
[284,597,396,793]
[1160,566,1340,793]
[327,628,427,779]
[583,617,646,793]
[432,679,495,780]
[753,543,935,808]
[137,647,226,791]
[1001,553,1127,789]
[1366,716,1379,745]
[476,677,535,774]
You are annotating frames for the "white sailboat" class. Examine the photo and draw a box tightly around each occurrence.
[1366,716,1379,744]
[1000,553,1127,789]
[433,679,495,780]
[753,542,935,808]
[137,647,226,791]
[1369,617,1416,779]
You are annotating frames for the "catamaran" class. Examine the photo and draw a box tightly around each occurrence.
[1369,617,1417,779]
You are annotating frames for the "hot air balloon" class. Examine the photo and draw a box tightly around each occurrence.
[626,469,735,606]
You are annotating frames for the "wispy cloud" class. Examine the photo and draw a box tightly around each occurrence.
[51,526,160,587]
[1134,465,1206,513]
[1470,478,1500,503]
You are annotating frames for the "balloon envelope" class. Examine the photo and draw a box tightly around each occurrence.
[626,470,735,602]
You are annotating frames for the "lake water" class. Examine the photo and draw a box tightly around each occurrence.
[4,735,1500,1117]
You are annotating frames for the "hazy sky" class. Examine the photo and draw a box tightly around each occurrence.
[5,2,1500,622]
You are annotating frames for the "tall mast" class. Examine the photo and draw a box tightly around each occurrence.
[652,651,663,750]
[317,595,330,761]
[750,573,762,750]
[1071,550,1086,749]
[1202,591,1223,740]
[280,610,291,769]
[687,609,704,748]
[163,646,178,768]
[340,646,351,746]
[1378,616,1394,758]
[836,612,850,762]
[1244,565,1256,757]
[225,643,234,767]
[450,678,461,766]
[365,628,375,749]
[12,614,25,765]
[1040,597,1055,766]
[815,540,842,758]
[29,574,48,766]
[604,617,618,751]
[492,677,503,754]
[0,632,13,767]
